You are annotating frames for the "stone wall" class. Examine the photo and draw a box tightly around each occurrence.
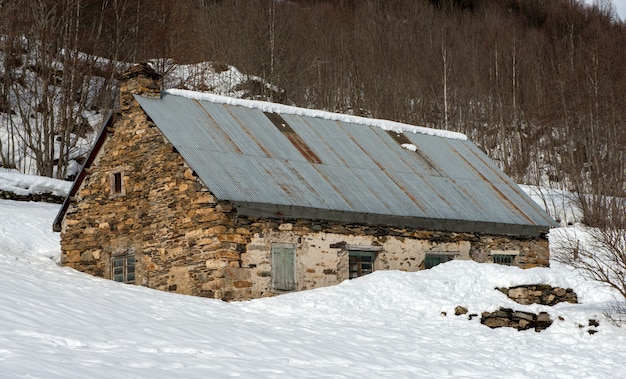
[470,236,550,268]
[60,64,551,301]
[61,65,253,299]
[1,190,65,203]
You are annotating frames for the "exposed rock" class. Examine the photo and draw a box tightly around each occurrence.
[0,190,65,204]
[498,284,578,305]
[481,307,553,331]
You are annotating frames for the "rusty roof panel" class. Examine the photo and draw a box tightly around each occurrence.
[297,116,380,170]
[135,94,558,235]
[221,105,304,161]
[196,101,268,157]
[280,115,347,167]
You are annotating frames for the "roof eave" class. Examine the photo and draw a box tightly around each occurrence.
[232,201,552,237]
[53,110,115,232]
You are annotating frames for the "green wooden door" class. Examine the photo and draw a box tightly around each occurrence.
[271,244,296,291]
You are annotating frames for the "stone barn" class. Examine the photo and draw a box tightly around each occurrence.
[54,64,557,301]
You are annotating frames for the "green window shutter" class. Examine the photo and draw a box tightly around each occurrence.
[272,244,296,291]
[424,255,443,269]
[424,253,455,269]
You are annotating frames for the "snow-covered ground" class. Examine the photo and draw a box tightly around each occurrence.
[0,168,72,197]
[1,174,625,378]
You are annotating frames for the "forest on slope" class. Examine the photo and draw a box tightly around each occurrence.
[1,0,625,226]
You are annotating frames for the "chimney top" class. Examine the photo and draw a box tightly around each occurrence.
[119,63,162,110]
[120,62,162,82]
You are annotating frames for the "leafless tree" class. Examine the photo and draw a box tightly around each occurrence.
[554,197,626,323]
[0,0,116,177]
[2,0,625,191]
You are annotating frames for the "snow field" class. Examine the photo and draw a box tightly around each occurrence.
[0,191,624,378]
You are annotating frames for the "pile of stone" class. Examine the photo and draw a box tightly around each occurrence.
[497,284,578,306]
[454,284,581,332]
[480,308,552,331]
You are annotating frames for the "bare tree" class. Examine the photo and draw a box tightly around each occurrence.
[0,0,116,177]
[554,197,626,323]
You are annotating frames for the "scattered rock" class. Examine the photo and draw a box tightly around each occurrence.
[481,307,553,331]
[455,306,468,315]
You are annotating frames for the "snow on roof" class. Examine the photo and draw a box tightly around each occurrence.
[165,89,468,141]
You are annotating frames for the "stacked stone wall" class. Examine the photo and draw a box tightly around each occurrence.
[0,190,64,203]
[469,235,550,268]
[61,65,252,300]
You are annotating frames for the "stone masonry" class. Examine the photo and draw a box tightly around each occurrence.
[59,64,550,301]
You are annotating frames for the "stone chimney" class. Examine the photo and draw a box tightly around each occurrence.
[118,63,162,112]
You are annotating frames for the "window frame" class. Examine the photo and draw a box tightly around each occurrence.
[424,252,457,269]
[348,250,377,279]
[109,167,126,197]
[492,254,515,265]
[490,249,519,266]
[111,254,136,284]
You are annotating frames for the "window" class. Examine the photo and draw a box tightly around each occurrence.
[112,254,135,283]
[491,250,519,266]
[424,253,455,269]
[349,251,376,279]
[109,168,126,196]
[492,254,514,265]
[271,243,296,291]
[113,172,122,193]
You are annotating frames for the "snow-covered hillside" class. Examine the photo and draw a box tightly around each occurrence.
[0,54,281,179]
[0,175,625,378]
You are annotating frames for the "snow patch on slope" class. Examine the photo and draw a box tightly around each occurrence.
[0,176,624,378]
[0,169,71,197]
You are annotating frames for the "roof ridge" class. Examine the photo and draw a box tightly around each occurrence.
[163,89,467,141]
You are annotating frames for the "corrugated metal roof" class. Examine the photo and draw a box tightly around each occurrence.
[135,93,557,236]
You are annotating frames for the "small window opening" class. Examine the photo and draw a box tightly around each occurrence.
[113,172,122,193]
[349,251,376,279]
[112,254,135,284]
[490,250,519,266]
[424,253,455,269]
[493,254,515,265]
[109,169,126,197]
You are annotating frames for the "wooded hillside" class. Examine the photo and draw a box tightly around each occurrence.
[1,0,625,226]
